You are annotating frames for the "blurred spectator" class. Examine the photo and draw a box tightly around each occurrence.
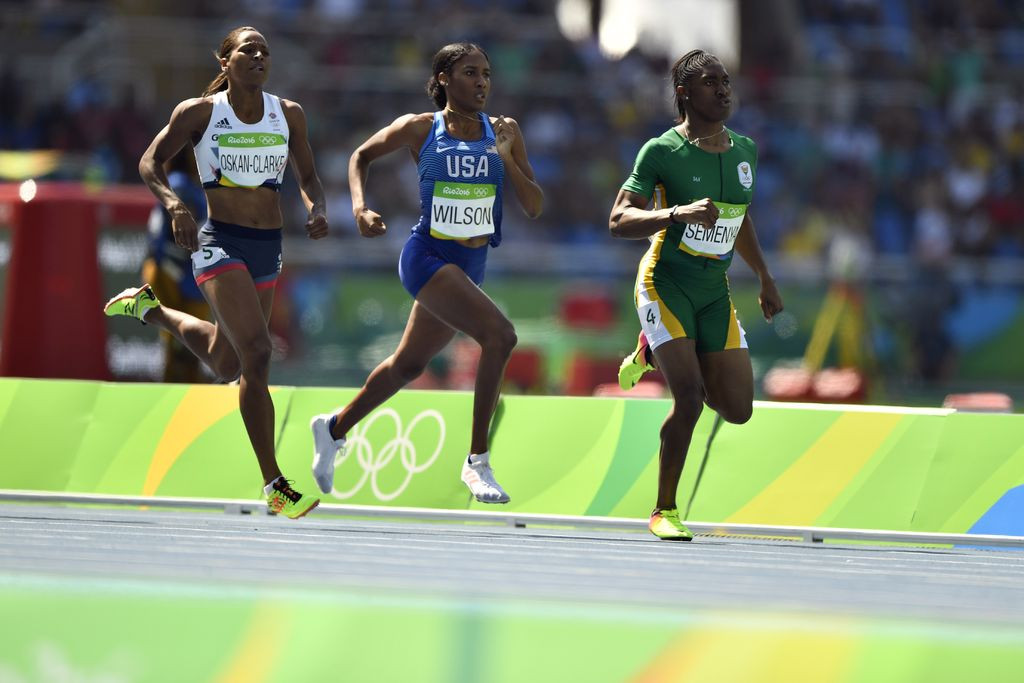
[1,1,1020,260]
[3,0,1024,393]
[141,147,211,383]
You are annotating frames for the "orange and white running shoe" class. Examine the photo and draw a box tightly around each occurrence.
[461,452,510,504]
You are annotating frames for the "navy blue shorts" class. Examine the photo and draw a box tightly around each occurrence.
[398,232,487,298]
[191,219,282,291]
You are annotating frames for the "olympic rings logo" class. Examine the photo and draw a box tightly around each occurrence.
[331,408,446,501]
[725,207,744,217]
[258,135,280,145]
[473,187,490,198]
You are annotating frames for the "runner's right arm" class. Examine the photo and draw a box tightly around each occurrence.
[609,190,719,239]
[139,98,212,252]
[348,113,433,238]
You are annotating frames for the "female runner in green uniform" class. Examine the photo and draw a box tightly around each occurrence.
[609,49,783,540]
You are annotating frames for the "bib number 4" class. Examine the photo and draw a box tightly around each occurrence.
[639,301,661,337]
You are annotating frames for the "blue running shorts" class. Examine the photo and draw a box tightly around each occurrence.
[191,219,283,291]
[398,232,487,298]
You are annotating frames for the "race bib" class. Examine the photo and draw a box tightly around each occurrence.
[638,300,662,337]
[429,181,496,239]
[678,201,746,257]
[217,133,289,188]
[191,246,230,268]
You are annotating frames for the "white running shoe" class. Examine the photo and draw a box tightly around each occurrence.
[310,413,346,494]
[461,452,510,504]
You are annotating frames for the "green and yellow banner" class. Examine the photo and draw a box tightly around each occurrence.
[1,378,1023,534]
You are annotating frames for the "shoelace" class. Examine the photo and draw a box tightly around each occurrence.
[654,509,680,523]
[475,465,502,489]
[273,479,302,503]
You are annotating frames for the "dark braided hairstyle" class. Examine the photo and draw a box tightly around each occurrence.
[670,49,720,122]
[201,26,259,97]
[425,42,490,109]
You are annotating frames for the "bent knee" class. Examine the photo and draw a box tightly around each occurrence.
[481,321,517,357]
[717,402,752,425]
[390,356,428,385]
[236,337,273,373]
[666,389,704,426]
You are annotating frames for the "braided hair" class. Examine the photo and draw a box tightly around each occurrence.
[425,42,490,109]
[670,49,720,122]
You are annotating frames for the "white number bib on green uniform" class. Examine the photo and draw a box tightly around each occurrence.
[430,181,496,240]
[678,201,747,257]
[217,133,289,188]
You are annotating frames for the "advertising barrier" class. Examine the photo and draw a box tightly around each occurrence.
[1,378,1022,535]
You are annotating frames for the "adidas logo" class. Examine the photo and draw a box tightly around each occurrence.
[214,117,231,129]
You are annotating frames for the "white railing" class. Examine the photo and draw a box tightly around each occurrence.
[2,489,1022,549]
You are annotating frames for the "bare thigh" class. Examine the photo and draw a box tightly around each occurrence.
[199,269,272,357]
[651,337,704,404]
[698,347,754,424]
[415,264,513,343]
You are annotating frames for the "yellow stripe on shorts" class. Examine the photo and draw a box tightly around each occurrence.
[726,299,742,349]
[636,229,687,340]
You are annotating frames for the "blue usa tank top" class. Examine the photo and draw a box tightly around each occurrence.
[411,110,505,247]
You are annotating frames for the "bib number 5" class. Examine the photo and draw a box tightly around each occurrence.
[191,246,228,268]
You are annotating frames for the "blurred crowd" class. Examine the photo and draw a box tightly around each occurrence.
[2,0,1024,387]
[2,0,1023,260]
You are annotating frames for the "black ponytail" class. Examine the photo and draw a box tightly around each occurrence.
[425,42,489,108]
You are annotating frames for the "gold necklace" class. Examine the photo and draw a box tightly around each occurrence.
[444,106,481,124]
[686,126,732,147]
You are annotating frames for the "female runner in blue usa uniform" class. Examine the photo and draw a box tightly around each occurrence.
[311,43,543,503]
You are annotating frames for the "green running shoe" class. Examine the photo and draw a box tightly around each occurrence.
[649,508,693,541]
[618,332,654,390]
[103,284,160,323]
[265,478,320,519]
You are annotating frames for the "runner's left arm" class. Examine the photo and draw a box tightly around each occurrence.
[283,99,328,240]
[494,116,543,219]
[734,211,783,321]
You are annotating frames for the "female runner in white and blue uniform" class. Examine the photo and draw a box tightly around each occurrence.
[310,42,543,504]
[103,26,326,519]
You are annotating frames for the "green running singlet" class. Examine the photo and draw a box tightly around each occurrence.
[621,127,757,353]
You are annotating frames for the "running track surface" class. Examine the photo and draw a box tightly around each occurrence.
[4,504,1024,683]
[3,503,1023,625]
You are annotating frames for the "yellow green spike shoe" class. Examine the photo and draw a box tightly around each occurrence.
[265,478,320,519]
[649,508,693,541]
[103,284,160,324]
[618,332,654,390]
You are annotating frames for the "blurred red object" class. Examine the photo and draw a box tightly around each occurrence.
[503,347,544,393]
[559,289,616,330]
[564,353,622,396]
[0,182,153,380]
[593,381,666,398]
[762,366,814,401]
[942,393,1013,413]
[812,367,868,403]
[763,365,867,403]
